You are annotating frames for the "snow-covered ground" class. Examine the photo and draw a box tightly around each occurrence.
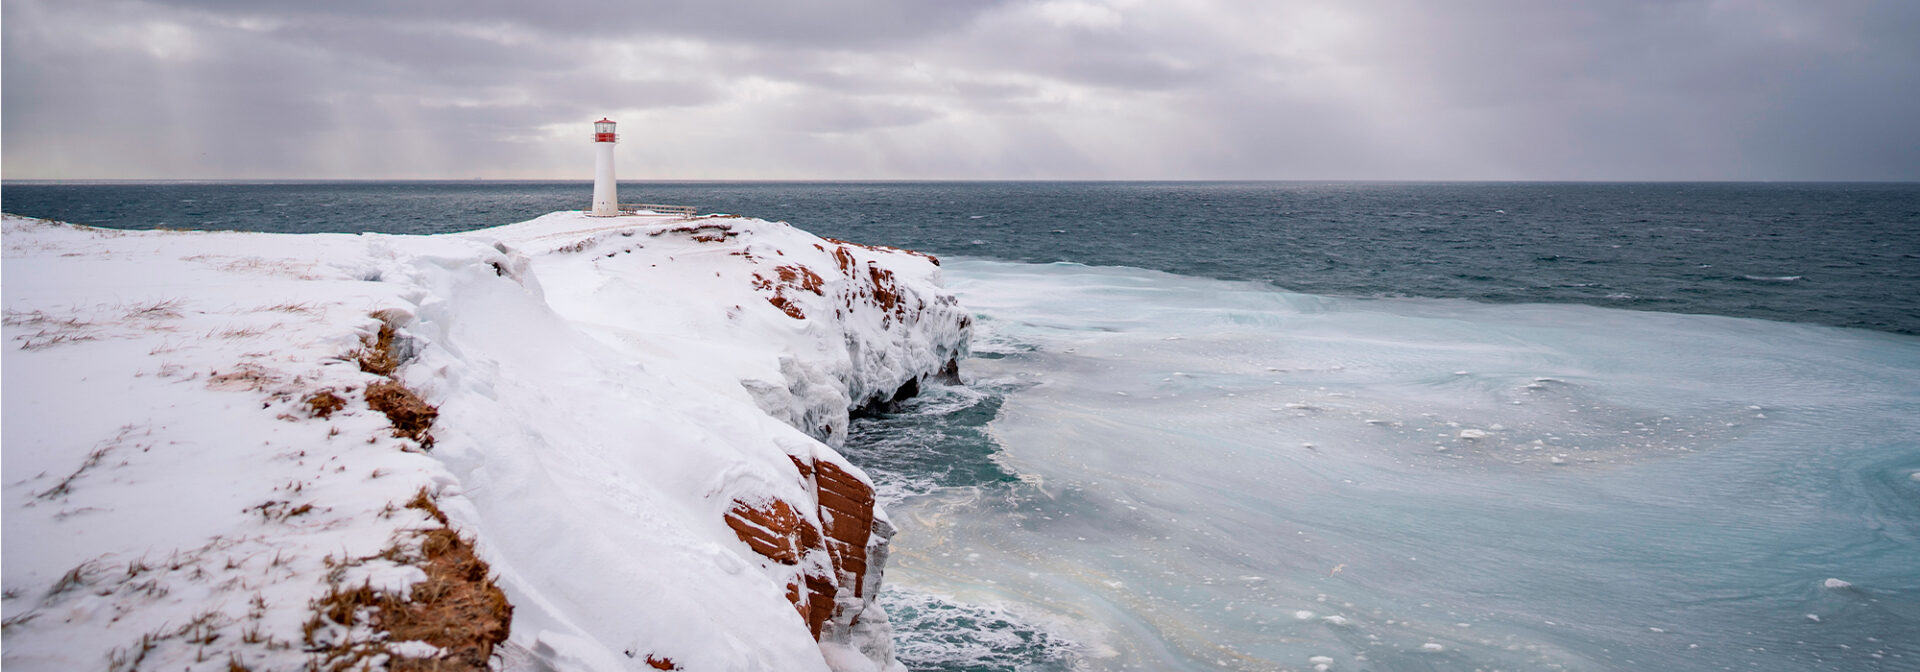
[2,211,969,671]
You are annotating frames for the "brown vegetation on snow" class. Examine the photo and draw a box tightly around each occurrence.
[355,314,438,448]
[305,489,510,671]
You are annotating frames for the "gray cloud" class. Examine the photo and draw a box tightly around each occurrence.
[4,0,1917,179]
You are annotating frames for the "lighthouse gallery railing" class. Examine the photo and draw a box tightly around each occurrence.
[618,203,698,217]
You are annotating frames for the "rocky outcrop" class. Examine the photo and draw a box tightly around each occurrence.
[724,455,887,647]
[453,211,959,670]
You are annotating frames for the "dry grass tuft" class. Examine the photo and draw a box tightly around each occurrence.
[347,314,439,448]
[383,528,512,671]
[215,325,270,339]
[258,301,316,314]
[306,491,511,672]
[366,381,437,448]
[2,309,88,329]
[46,560,100,599]
[303,389,347,419]
[407,487,449,526]
[124,298,184,319]
[206,363,280,392]
[357,323,402,376]
[16,329,99,351]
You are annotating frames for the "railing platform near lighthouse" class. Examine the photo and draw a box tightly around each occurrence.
[617,203,698,217]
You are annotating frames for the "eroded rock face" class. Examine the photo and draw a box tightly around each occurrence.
[724,455,885,645]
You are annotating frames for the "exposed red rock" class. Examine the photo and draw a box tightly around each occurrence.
[722,455,880,640]
[722,498,814,565]
[752,264,830,320]
[814,460,876,599]
[649,223,739,243]
[775,265,825,295]
[767,294,805,320]
[821,236,942,266]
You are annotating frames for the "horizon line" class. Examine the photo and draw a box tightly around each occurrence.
[7,178,1919,185]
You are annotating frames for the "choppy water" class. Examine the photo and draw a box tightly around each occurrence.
[6,181,1918,334]
[7,181,1919,670]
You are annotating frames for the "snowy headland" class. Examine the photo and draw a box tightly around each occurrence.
[2,211,970,671]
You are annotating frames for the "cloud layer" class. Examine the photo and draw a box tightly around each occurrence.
[6,0,1917,179]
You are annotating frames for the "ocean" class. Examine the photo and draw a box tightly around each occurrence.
[6,181,1918,335]
[6,181,1919,671]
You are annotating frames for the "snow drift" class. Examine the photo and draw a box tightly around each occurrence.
[1,211,970,671]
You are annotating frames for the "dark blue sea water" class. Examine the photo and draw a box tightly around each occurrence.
[5,181,1918,335]
[7,181,1920,671]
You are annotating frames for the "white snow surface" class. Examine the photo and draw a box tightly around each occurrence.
[2,211,969,671]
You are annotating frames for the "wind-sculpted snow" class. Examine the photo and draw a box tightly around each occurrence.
[477,212,970,447]
[2,211,966,671]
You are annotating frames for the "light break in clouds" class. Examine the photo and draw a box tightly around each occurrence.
[4,0,1918,180]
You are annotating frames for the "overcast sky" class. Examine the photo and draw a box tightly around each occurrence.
[5,0,1917,180]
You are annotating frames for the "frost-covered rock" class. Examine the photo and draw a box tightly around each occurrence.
[471,212,969,447]
[2,211,964,672]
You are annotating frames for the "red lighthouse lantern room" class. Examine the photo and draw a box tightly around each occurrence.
[593,119,617,143]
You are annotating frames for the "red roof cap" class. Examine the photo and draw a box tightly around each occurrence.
[595,118,615,124]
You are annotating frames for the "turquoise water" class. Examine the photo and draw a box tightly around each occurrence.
[858,261,1920,671]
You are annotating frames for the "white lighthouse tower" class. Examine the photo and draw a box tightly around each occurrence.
[589,118,619,217]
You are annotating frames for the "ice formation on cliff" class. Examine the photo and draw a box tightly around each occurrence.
[1,211,969,672]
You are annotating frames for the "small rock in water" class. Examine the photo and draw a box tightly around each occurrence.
[1823,578,1853,590]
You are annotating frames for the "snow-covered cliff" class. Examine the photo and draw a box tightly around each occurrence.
[1,211,970,671]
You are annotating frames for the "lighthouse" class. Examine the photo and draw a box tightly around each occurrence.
[589,118,619,217]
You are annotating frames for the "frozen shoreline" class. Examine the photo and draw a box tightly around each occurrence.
[2,211,969,671]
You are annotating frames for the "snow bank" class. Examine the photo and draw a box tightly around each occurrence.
[2,211,970,671]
